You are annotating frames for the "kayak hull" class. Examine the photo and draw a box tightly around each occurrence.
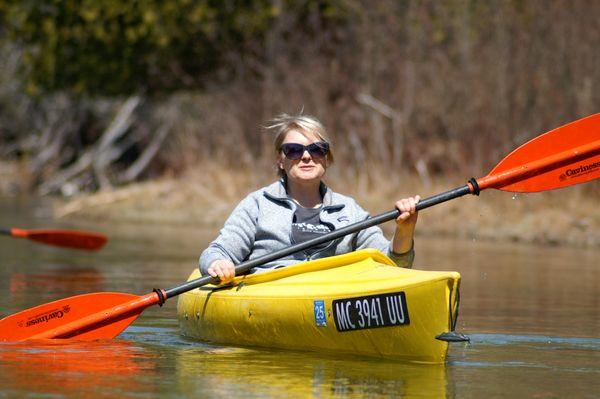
[177,249,461,363]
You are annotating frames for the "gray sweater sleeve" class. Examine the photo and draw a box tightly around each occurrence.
[352,201,415,269]
[199,195,258,275]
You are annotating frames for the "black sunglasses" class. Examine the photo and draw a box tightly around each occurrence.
[280,142,330,160]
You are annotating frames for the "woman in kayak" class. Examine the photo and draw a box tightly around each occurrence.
[200,114,420,283]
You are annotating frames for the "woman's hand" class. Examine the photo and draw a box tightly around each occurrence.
[392,195,420,254]
[395,195,420,231]
[207,259,236,283]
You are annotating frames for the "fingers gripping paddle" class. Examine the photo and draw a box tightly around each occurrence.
[0,228,107,251]
[1,113,598,341]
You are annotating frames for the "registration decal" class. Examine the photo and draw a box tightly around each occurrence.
[313,300,327,327]
[332,292,409,332]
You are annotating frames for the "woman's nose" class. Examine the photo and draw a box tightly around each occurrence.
[301,150,312,160]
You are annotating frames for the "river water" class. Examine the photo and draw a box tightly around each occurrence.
[0,197,598,398]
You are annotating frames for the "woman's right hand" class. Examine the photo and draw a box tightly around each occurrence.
[207,259,236,283]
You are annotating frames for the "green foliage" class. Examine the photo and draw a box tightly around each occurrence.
[1,0,281,96]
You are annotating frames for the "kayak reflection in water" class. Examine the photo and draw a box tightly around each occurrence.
[200,114,420,283]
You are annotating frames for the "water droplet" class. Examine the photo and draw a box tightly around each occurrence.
[512,194,518,200]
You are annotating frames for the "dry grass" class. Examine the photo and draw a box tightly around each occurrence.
[52,165,600,248]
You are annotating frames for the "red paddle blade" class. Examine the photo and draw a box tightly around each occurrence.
[12,229,108,250]
[0,292,160,341]
[478,113,600,192]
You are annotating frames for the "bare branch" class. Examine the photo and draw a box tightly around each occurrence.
[118,121,172,183]
[92,95,142,189]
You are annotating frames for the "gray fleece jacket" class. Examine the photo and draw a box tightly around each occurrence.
[199,180,414,275]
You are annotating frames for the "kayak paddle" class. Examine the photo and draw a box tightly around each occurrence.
[0,228,107,251]
[0,113,598,341]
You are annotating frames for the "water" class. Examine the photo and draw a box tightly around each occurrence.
[0,197,598,398]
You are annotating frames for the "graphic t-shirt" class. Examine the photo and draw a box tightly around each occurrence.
[291,205,332,256]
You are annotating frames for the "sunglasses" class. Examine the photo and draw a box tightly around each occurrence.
[280,142,330,160]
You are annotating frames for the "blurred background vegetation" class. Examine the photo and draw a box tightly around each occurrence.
[0,0,598,196]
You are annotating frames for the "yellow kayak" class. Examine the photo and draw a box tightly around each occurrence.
[177,249,462,363]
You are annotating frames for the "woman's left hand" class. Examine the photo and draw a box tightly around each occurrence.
[395,195,420,231]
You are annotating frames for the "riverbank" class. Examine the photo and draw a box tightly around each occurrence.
[49,166,599,248]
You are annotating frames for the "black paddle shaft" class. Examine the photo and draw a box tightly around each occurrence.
[165,183,474,298]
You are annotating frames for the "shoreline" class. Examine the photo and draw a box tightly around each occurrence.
[47,168,599,248]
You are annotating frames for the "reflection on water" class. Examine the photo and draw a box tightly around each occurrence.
[0,340,158,397]
[2,322,598,398]
[174,345,448,398]
[0,196,599,398]
[120,324,450,398]
[9,268,104,297]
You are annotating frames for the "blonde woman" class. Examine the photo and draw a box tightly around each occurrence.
[200,114,419,283]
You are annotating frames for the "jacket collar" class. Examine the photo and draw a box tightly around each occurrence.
[263,178,344,211]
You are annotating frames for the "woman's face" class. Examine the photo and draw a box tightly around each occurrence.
[278,129,328,184]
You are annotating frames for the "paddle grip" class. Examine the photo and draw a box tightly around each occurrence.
[0,227,11,236]
[165,183,475,298]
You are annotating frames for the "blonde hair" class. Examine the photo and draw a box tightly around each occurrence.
[265,113,334,177]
